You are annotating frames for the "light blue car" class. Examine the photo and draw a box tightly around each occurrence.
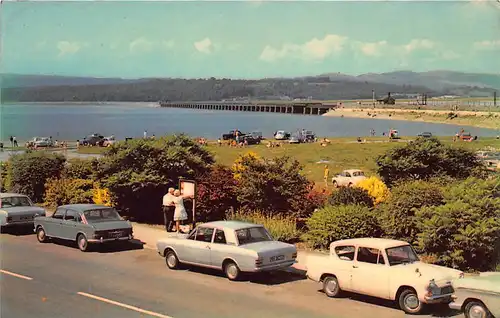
[0,193,46,230]
[450,272,500,318]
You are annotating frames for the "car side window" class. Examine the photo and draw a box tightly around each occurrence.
[187,229,197,240]
[65,210,78,222]
[357,247,384,265]
[195,227,214,243]
[213,229,227,244]
[53,208,66,219]
[334,245,355,261]
[345,172,352,177]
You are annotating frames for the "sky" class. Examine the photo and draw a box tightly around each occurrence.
[1,0,500,79]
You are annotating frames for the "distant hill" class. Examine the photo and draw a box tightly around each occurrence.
[1,71,498,102]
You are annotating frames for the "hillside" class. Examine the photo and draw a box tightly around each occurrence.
[1,71,498,102]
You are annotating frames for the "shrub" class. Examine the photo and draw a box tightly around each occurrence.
[301,189,329,218]
[232,151,260,180]
[44,178,95,208]
[303,204,383,249]
[376,137,482,186]
[92,186,112,206]
[7,151,66,202]
[356,176,390,205]
[0,161,10,192]
[196,165,238,222]
[416,177,500,271]
[235,155,313,218]
[226,210,300,243]
[328,187,374,208]
[378,180,444,244]
[63,158,97,179]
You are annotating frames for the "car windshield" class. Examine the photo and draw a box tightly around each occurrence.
[386,245,420,266]
[235,227,273,245]
[0,196,33,208]
[83,208,122,222]
[352,171,364,176]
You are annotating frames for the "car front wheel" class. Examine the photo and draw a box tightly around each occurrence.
[323,276,341,297]
[77,234,89,252]
[165,250,180,269]
[332,181,338,188]
[398,288,424,314]
[223,261,241,281]
[464,301,491,318]
[36,227,48,243]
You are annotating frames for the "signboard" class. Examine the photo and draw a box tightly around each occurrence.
[179,179,196,197]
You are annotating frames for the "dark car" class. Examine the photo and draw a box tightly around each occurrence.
[79,134,104,146]
[418,132,433,138]
[222,130,246,141]
[242,135,261,145]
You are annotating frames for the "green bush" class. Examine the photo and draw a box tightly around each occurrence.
[416,177,500,271]
[378,180,444,245]
[303,204,383,249]
[0,161,10,192]
[63,158,97,179]
[7,151,66,202]
[44,178,95,208]
[328,187,374,208]
[226,210,300,243]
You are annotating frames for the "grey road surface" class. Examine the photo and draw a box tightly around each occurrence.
[0,231,460,318]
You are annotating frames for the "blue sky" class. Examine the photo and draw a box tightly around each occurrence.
[1,0,499,79]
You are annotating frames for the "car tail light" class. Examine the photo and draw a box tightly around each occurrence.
[292,252,297,259]
[255,258,263,267]
[7,217,12,222]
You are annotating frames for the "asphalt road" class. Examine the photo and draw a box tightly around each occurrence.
[0,229,461,318]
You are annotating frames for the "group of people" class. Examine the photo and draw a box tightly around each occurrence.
[162,187,193,233]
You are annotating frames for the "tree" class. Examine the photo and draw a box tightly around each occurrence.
[377,180,444,244]
[63,158,97,179]
[232,151,260,181]
[44,178,95,208]
[356,176,391,205]
[235,156,313,217]
[95,135,214,223]
[7,151,66,202]
[328,187,374,208]
[416,177,500,271]
[375,137,482,186]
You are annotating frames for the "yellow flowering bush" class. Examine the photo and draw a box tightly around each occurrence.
[231,151,260,180]
[356,176,390,205]
[92,186,113,207]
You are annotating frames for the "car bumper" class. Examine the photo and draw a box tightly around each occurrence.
[88,235,133,243]
[424,294,453,304]
[250,260,296,272]
[448,300,463,311]
[3,220,35,227]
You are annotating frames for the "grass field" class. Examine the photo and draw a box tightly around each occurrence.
[76,137,500,186]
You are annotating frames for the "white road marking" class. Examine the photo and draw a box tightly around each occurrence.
[77,292,173,318]
[0,269,33,281]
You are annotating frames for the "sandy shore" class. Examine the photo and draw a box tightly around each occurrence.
[323,108,500,130]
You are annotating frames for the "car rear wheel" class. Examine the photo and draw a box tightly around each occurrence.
[332,181,338,188]
[36,227,48,243]
[398,288,423,314]
[464,301,491,318]
[77,234,89,252]
[323,276,341,297]
[223,261,241,281]
[165,250,180,269]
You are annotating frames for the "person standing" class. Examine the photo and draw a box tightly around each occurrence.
[323,165,330,187]
[143,130,148,139]
[13,136,18,147]
[162,188,175,232]
[9,136,13,147]
[170,189,192,233]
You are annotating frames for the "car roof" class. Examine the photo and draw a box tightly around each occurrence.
[0,193,29,198]
[331,238,410,250]
[345,169,363,173]
[200,220,263,230]
[58,204,111,212]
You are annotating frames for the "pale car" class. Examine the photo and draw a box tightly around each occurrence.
[101,136,116,147]
[0,193,46,229]
[34,204,133,252]
[156,221,297,281]
[449,272,500,318]
[306,238,464,315]
[331,169,367,187]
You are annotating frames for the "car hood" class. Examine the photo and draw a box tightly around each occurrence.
[239,241,296,253]
[397,262,463,284]
[90,220,132,231]
[2,206,45,215]
[453,273,500,293]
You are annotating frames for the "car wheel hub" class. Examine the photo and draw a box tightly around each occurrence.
[38,230,45,240]
[404,294,420,310]
[167,255,176,267]
[469,305,487,318]
[227,265,237,278]
[79,238,86,249]
[326,280,337,293]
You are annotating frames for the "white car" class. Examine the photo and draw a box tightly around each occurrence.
[274,130,290,140]
[331,169,367,187]
[306,238,464,315]
[102,136,116,147]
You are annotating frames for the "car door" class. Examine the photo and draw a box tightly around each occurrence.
[45,208,66,237]
[351,246,391,299]
[182,226,214,266]
[210,229,232,268]
[59,209,80,240]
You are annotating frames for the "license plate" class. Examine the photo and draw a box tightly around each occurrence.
[20,216,33,221]
[109,231,122,238]
[270,255,285,262]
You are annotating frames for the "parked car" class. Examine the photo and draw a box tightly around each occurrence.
[222,130,245,141]
[34,204,133,252]
[389,129,400,140]
[242,135,261,145]
[0,193,46,229]
[156,221,297,281]
[303,130,316,142]
[28,137,53,148]
[459,132,475,142]
[289,136,300,144]
[331,169,367,187]
[418,132,433,138]
[79,134,104,146]
[101,136,116,147]
[274,130,290,140]
[306,238,464,315]
[249,131,263,141]
[449,272,500,318]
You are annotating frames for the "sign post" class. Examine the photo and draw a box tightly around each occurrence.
[179,178,197,230]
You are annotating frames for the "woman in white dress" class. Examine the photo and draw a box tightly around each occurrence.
[170,190,192,233]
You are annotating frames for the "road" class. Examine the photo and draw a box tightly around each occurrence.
[0,231,459,318]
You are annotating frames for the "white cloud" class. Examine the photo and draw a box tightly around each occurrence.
[57,41,85,57]
[194,38,213,54]
[440,50,461,59]
[403,39,435,52]
[357,40,388,56]
[474,40,500,50]
[259,34,348,62]
[129,38,154,53]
